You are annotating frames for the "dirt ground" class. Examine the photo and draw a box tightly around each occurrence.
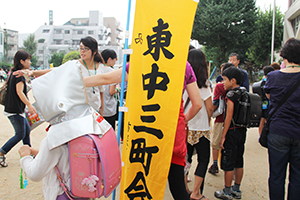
[0,85,271,200]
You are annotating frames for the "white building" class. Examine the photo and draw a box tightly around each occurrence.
[283,0,300,42]
[34,10,123,68]
[0,29,18,64]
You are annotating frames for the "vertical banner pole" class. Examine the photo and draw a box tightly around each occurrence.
[120,1,198,199]
[113,0,132,200]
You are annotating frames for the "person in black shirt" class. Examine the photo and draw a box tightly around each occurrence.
[0,50,36,167]
[215,67,246,200]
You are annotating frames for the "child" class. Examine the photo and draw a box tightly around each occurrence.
[209,63,235,175]
[214,67,245,200]
[257,66,274,135]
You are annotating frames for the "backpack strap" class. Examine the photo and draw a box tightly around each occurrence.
[55,166,74,200]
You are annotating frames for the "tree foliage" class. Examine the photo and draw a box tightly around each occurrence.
[246,6,284,66]
[62,51,80,64]
[192,0,257,67]
[0,61,12,71]
[49,52,65,67]
[22,34,38,67]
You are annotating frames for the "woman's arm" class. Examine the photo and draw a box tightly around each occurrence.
[204,96,214,122]
[184,82,202,123]
[16,82,36,114]
[13,69,52,78]
[31,69,52,77]
[84,68,128,87]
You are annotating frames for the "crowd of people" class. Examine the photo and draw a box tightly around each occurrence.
[0,35,299,200]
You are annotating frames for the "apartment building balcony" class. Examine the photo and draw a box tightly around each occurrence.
[53,33,64,40]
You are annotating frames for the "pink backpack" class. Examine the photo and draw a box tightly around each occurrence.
[56,127,121,199]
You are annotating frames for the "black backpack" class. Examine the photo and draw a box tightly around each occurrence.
[232,87,262,128]
[252,79,268,101]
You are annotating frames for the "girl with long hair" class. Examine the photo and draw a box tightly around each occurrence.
[184,49,213,200]
[0,50,36,167]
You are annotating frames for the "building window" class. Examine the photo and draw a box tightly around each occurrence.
[0,33,2,45]
[292,15,300,36]
[42,29,50,33]
[76,21,82,25]
[65,30,70,34]
[88,30,94,35]
[72,40,80,46]
[64,40,70,45]
[38,50,44,54]
[55,40,62,45]
[55,29,62,34]
[77,30,83,35]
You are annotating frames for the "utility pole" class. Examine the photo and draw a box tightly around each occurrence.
[271,0,276,64]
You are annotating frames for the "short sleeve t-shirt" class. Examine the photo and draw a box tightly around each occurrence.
[80,62,105,111]
[184,80,211,131]
[264,70,300,140]
[213,83,226,123]
[5,74,27,114]
[101,66,118,117]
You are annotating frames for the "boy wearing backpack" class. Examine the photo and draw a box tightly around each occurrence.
[214,67,246,200]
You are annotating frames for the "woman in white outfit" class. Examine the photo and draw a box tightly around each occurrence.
[184,49,213,200]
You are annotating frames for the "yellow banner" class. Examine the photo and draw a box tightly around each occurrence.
[120,0,198,199]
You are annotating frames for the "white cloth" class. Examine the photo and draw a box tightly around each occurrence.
[20,61,112,199]
[101,66,118,117]
[46,107,111,150]
[79,62,105,112]
[183,80,212,131]
[20,138,69,200]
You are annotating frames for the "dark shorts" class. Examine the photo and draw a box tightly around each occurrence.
[221,127,247,171]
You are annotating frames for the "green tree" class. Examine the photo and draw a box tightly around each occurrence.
[246,6,284,66]
[22,34,38,67]
[49,52,65,67]
[191,0,257,67]
[0,61,12,72]
[62,51,80,64]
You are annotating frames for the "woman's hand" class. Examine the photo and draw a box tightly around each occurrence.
[19,145,31,158]
[27,104,37,115]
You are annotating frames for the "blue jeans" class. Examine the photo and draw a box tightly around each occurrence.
[268,132,300,200]
[0,115,31,154]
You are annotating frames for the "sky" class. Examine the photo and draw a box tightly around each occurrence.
[0,0,288,38]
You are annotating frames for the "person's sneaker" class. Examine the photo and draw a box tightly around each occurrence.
[230,187,242,199]
[214,189,233,200]
[208,164,219,175]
